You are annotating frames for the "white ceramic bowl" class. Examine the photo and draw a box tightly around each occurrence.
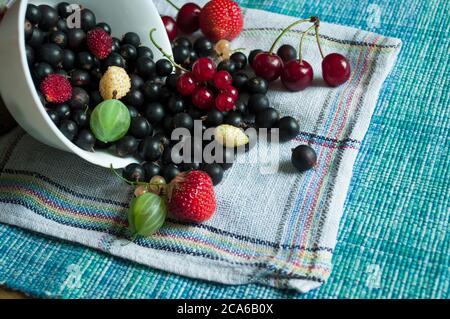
[0,0,172,168]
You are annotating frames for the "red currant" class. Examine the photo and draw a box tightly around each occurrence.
[177,3,201,34]
[222,85,238,101]
[161,16,177,41]
[177,73,197,96]
[192,86,215,110]
[214,71,232,90]
[252,52,284,82]
[215,93,235,112]
[281,60,313,91]
[192,57,216,82]
[322,53,351,87]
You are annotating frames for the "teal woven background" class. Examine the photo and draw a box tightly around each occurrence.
[0,0,449,298]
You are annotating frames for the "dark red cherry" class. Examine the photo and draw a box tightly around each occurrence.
[252,52,284,82]
[177,3,201,34]
[161,16,177,41]
[281,60,313,91]
[322,53,351,87]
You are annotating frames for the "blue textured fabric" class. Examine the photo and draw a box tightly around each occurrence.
[0,0,448,298]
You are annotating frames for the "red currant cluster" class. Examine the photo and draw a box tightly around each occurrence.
[176,58,239,112]
[251,17,351,91]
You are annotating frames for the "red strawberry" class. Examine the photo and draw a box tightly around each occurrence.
[168,170,217,223]
[87,28,113,60]
[40,74,72,104]
[199,0,243,42]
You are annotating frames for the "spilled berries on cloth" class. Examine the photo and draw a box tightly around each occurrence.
[0,0,401,293]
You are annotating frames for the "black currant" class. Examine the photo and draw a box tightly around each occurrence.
[119,44,137,61]
[71,109,89,127]
[68,87,89,110]
[173,113,194,130]
[277,44,297,63]
[26,4,41,25]
[48,30,67,48]
[47,110,60,125]
[25,20,33,41]
[55,69,68,77]
[187,104,204,120]
[136,56,156,79]
[123,89,144,108]
[202,163,224,186]
[54,103,71,120]
[137,46,153,60]
[248,49,263,66]
[142,81,162,101]
[156,59,174,77]
[111,37,121,52]
[162,164,181,182]
[75,129,96,151]
[38,43,63,67]
[59,119,78,141]
[80,9,96,32]
[56,2,72,18]
[55,19,68,32]
[163,116,174,133]
[96,22,111,35]
[26,45,34,65]
[143,162,161,180]
[66,28,86,50]
[159,86,172,104]
[33,62,54,82]
[139,136,163,161]
[38,5,58,31]
[248,94,270,114]
[167,96,186,114]
[165,73,179,91]
[116,136,139,157]
[255,107,280,129]
[27,27,45,48]
[123,163,146,182]
[173,46,190,65]
[224,111,243,127]
[194,37,213,57]
[174,37,192,49]
[181,162,201,172]
[230,52,247,70]
[143,102,165,124]
[234,100,247,114]
[246,77,269,95]
[103,52,125,69]
[291,145,317,172]
[70,69,90,87]
[205,109,224,127]
[217,59,236,74]
[232,72,249,91]
[153,132,171,148]
[277,116,300,142]
[130,74,144,90]
[76,51,95,70]
[62,49,75,70]
[127,106,139,118]
[130,116,152,139]
[122,32,141,47]
[90,90,102,107]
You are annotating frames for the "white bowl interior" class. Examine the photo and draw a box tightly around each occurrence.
[0,0,172,168]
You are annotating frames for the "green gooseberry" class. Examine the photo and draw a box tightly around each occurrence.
[128,192,167,237]
[90,99,131,143]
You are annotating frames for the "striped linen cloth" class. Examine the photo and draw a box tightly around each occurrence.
[0,0,401,293]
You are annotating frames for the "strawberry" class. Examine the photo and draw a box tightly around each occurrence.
[168,170,217,222]
[199,0,243,42]
[40,74,72,104]
[87,28,113,60]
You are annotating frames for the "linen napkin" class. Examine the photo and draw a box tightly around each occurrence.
[0,0,401,292]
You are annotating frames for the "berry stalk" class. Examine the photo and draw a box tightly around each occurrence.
[149,28,189,72]
[268,18,313,54]
[298,24,316,63]
[165,0,180,11]
[314,18,325,59]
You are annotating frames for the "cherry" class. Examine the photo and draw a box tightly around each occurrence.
[281,60,313,91]
[215,93,235,112]
[214,71,233,90]
[177,72,197,96]
[161,16,177,41]
[192,57,216,82]
[322,53,351,87]
[177,3,201,34]
[252,52,284,82]
[192,86,215,110]
[222,85,238,101]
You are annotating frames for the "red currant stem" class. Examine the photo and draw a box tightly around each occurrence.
[149,28,189,72]
[314,20,325,59]
[298,24,316,63]
[165,0,180,11]
[268,18,312,54]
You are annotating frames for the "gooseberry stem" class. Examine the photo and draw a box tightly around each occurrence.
[149,28,189,72]
[314,19,325,59]
[110,164,147,186]
[298,24,316,63]
[165,0,180,11]
[268,18,312,54]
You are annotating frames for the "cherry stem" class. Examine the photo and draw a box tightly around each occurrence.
[268,18,312,54]
[314,19,325,59]
[165,0,180,11]
[149,28,189,72]
[298,24,316,63]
